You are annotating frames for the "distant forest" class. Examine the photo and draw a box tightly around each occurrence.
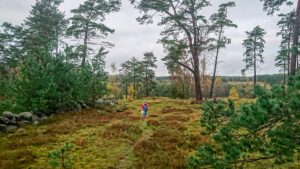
[156,74,285,85]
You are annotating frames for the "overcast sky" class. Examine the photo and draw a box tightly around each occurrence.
[0,0,294,76]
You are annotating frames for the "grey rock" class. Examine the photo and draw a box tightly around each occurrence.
[17,120,31,126]
[33,111,44,118]
[8,117,17,125]
[41,116,48,121]
[32,114,40,121]
[19,112,33,121]
[2,111,15,119]
[32,114,40,125]
[0,117,10,124]
[14,114,21,121]
[96,99,104,104]
[6,125,17,132]
[0,124,7,132]
[33,120,39,125]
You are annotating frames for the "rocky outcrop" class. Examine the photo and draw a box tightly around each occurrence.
[0,111,48,133]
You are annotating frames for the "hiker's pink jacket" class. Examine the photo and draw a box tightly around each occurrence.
[141,103,149,110]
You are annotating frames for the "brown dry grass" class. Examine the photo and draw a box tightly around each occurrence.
[134,129,187,168]
[162,114,190,122]
[146,119,160,127]
[0,148,35,169]
[0,98,203,169]
[164,120,186,131]
[8,134,55,149]
[161,107,193,114]
[103,122,142,142]
[75,137,87,147]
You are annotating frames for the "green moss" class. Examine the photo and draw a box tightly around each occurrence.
[1,98,297,168]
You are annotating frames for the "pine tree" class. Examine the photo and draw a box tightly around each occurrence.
[68,0,121,67]
[242,26,266,97]
[131,0,214,102]
[0,22,24,80]
[275,45,289,84]
[110,62,117,97]
[209,2,237,98]
[189,73,300,168]
[260,0,300,75]
[23,0,67,59]
[120,61,131,99]
[141,52,157,97]
[128,57,142,99]
[275,11,295,82]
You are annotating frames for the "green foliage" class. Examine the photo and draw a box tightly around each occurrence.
[67,0,121,67]
[210,1,237,50]
[0,0,109,114]
[48,143,74,169]
[275,11,295,82]
[189,73,300,168]
[23,0,68,57]
[242,26,266,75]
[131,0,213,101]
[260,0,293,15]
[209,1,237,98]
[140,52,157,97]
[120,53,157,99]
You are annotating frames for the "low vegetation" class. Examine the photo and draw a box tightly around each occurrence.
[0,98,202,168]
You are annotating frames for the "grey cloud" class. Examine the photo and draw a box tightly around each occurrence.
[0,0,293,76]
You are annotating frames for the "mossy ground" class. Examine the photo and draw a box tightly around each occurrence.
[0,98,203,169]
[0,98,299,169]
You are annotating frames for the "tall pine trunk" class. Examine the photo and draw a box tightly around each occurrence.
[290,0,300,75]
[284,59,286,84]
[82,25,88,67]
[125,79,128,99]
[210,27,223,98]
[254,53,257,98]
[145,66,149,97]
[193,53,203,102]
[288,29,291,75]
[253,36,257,98]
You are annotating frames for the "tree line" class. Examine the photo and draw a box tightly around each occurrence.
[0,0,121,113]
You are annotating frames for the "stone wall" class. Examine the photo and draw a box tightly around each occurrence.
[0,111,48,132]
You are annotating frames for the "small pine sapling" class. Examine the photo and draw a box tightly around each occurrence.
[48,142,73,169]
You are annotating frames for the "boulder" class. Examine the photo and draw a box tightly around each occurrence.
[0,124,7,132]
[33,111,44,118]
[96,99,104,104]
[32,114,40,125]
[6,125,17,132]
[2,111,15,119]
[8,117,17,125]
[18,112,33,121]
[17,120,31,126]
[0,117,10,124]
[41,116,48,121]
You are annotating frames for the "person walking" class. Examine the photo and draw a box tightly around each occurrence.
[141,101,149,118]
